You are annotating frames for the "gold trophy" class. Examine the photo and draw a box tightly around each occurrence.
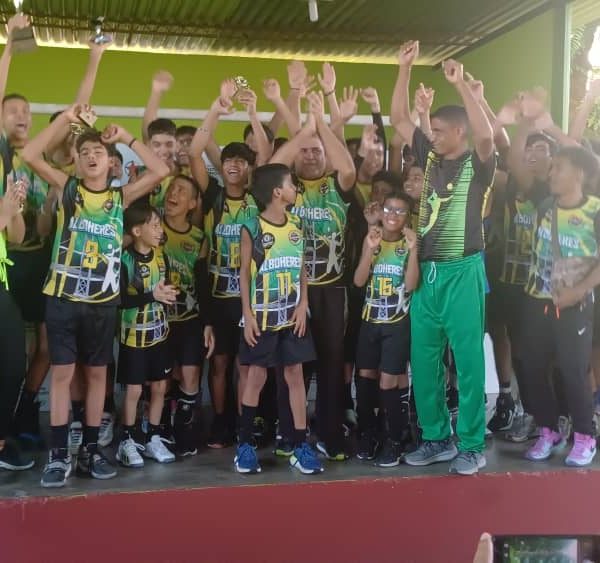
[10,0,37,53]
[233,76,250,100]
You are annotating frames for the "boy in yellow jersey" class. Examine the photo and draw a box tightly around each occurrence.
[116,203,178,468]
[189,90,266,448]
[162,175,215,456]
[0,178,34,471]
[354,191,419,467]
[22,105,169,488]
[271,92,356,461]
[235,163,321,475]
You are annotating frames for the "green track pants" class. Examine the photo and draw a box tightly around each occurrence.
[410,253,487,453]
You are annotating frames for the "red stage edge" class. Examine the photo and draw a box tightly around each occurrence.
[2,470,600,563]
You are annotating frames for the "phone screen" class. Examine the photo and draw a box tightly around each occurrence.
[493,536,600,563]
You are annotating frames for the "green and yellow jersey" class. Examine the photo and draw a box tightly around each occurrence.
[162,219,206,321]
[120,246,169,348]
[362,238,410,323]
[203,182,259,299]
[0,230,11,290]
[43,177,123,303]
[290,174,350,286]
[526,196,600,299]
[243,213,304,332]
[135,164,174,211]
[0,136,50,251]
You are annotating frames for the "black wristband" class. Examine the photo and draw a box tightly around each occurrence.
[128,138,137,148]
[324,89,335,97]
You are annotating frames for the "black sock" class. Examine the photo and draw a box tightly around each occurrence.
[21,387,37,406]
[293,428,306,448]
[174,386,198,427]
[356,376,378,434]
[50,424,69,451]
[83,425,100,453]
[499,381,511,394]
[160,395,172,429]
[103,393,116,413]
[147,424,161,439]
[382,387,410,442]
[239,404,257,444]
[344,381,354,411]
[121,425,135,441]
[71,400,84,424]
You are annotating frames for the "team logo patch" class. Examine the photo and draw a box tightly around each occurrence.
[75,191,84,207]
[140,264,150,278]
[262,233,275,249]
[288,230,302,245]
[103,198,114,213]
[395,245,407,257]
[296,181,305,195]
[319,181,329,195]
[568,215,582,227]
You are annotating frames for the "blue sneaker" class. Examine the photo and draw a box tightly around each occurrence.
[234,442,261,474]
[290,442,324,474]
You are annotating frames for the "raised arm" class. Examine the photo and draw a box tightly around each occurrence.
[330,86,358,144]
[270,113,317,167]
[75,39,111,105]
[318,62,341,131]
[413,83,434,140]
[238,89,272,167]
[569,79,600,143]
[361,87,387,148]
[443,59,494,162]
[309,91,356,190]
[0,178,26,243]
[268,60,307,137]
[263,79,301,138]
[142,70,173,143]
[388,132,404,176]
[391,41,419,147]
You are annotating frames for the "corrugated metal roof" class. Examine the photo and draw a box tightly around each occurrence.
[572,0,600,28]
[0,0,554,65]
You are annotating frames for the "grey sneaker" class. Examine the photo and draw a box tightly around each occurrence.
[505,414,539,443]
[404,438,457,467]
[449,451,486,476]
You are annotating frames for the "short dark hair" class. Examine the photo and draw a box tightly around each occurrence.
[75,129,111,154]
[170,174,200,200]
[49,110,63,123]
[526,132,557,156]
[346,138,361,151]
[383,189,414,213]
[147,118,176,139]
[2,93,28,105]
[124,202,160,235]
[243,123,275,144]
[221,142,255,165]
[176,125,196,138]
[431,105,468,129]
[108,144,123,163]
[273,137,288,152]
[251,163,291,207]
[372,170,403,191]
[556,146,600,184]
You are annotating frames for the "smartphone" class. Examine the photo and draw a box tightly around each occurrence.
[493,535,600,563]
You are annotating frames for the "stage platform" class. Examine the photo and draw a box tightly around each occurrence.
[2,436,600,563]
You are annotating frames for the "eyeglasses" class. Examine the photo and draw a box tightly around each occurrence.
[383,206,408,216]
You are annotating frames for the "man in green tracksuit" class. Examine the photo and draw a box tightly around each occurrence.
[390,41,496,475]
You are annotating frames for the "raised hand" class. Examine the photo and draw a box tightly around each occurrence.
[298,112,317,138]
[152,70,174,94]
[210,95,234,116]
[307,91,326,120]
[366,225,382,250]
[534,111,554,131]
[398,40,419,66]
[403,226,417,250]
[318,62,336,93]
[6,13,30,36]
[3,177,26,216]
[263,78,282,102]
[360,87,381,113]
[364,201,382,226]
[339,86,359,123]
[220,78,237,105]
[359,123,379,156]
[238,88,258,116]
[101,124,131,144]
[465,73,484,103]
[414,83,435,114]
[300,74,317,99]
[288,60,308,90]
[519,87,547,120]
[496,98,521,126]
[62,103,85,123]
[442,59,464,84]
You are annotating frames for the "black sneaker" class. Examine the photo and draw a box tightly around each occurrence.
[356,432,379,461]
[375,439,404,468]
[0,441,34,471]
[175,423,198,457]
[77,446,117,479]
[41,449,72,488]
[487,393,516,433]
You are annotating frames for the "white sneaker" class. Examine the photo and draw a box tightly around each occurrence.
[98,412,115,447]
[68,421,83,455]
[144,434,176,463]
[116,438,145,468]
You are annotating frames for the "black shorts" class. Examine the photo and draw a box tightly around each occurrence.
[45,296,117,366]
[356,315,410,376]
[169,316,206,367]
[487,280,526,359]
[344,286,364,363]
[117,340,171,385]
[7,246,51,323]
[238,324,316,368]
[212,297,242,357]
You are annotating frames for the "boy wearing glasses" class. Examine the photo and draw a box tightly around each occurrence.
[353,191,419,467]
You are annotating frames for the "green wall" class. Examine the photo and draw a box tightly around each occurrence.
[4,10,555,143]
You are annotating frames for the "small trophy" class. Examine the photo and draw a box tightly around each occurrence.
[77,106,97,128]
[91,16,112,45]
[10,0,37,54]
[233,76,249,98]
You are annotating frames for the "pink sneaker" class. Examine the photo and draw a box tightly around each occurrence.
[565,433,597,467]
[525,427,565,461]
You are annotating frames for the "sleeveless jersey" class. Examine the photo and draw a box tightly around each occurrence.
[120,247,169,348]
[162,219,205,321]
[43,177,123,303]
[290,174,349,285]
[244,213,304,331]
[362,238,410,324]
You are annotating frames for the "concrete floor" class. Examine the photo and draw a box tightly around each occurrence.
[1,427,598,500]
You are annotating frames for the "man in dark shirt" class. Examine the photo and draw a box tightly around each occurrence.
[391,41,496,475]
